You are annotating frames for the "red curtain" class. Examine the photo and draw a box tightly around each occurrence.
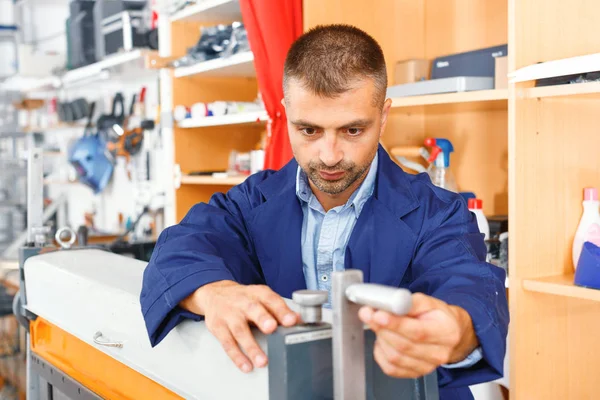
[240,0,303,170]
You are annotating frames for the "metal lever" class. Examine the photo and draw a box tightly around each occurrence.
[345,283,412,315]
[332,270,413,400]
[93,331,123,348]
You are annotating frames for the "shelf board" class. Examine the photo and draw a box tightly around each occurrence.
[390,89,508,108]
[521,81,600,99]
[174,52,255,78]
[178,111,268,128]
[523,274,600,302]
[170,0,241,22]
[61,49,157,86]
[180,175,247,185]
[510,52,600,83]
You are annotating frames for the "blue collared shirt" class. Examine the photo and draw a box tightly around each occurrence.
[296,154,378,300]
[295,153,482,369]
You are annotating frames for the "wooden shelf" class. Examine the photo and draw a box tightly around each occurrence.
[390,89,508,108]
[523,274,600,302]
[170,0,241,22]
[510,52,600,83]
[178,111,268,128]
[174,52,255,78]
[521,81,600,99]
[180,175,247,186]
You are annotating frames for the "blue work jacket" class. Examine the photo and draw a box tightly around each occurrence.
[140,145,509,400]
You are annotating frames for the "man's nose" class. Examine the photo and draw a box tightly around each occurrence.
[319,133,343,167]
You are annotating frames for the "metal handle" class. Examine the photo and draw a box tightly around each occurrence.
[345,284,412,315]
[93,331,123,348]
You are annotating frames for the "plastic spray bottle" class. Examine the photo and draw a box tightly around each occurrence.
[468,198,490,241]
[425,138,458,192]
[573,187,600,270]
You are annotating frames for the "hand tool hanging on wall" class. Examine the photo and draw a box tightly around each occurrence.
[106,91,155,179]
[97,92,125,136]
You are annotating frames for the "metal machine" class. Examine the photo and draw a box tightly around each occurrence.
[13,150,439,399]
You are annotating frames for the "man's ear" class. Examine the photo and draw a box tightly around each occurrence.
[281,98,286,110]
[379,98,393,138]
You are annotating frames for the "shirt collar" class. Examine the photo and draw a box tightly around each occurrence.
[295,153,378,218]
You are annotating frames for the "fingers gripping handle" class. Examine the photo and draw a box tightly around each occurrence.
[345,284,412,315]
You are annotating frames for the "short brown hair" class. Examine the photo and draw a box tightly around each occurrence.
[283,24,387,107]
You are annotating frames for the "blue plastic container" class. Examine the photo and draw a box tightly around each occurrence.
[574,241,600,289]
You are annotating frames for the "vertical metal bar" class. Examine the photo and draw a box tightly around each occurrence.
[27,335,40,400]
[332,270,366,400]
[26,148,43,244]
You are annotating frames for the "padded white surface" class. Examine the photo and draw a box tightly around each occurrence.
[24,249,275,399]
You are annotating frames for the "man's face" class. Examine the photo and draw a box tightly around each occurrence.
[284,78,392,196]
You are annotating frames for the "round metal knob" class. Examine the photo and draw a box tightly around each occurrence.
[292,290,328,324]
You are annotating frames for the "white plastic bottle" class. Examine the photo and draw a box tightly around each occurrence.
[468,198,490,241]
[572,187,600,270]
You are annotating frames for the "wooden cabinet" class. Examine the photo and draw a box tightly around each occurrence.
[162,0,266,223]
[509,0,600,397]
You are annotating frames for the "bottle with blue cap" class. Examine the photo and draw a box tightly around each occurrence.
[424,138,458,192]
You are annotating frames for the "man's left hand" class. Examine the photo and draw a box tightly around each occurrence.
[358,293,478,379]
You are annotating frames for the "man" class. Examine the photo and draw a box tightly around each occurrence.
[141,24,508,399]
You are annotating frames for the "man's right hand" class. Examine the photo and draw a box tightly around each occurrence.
[180,280,298,373]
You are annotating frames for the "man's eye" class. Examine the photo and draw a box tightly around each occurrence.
[301,128,317,136]
[346,128,363,136]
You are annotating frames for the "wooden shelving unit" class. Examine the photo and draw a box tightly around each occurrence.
[509,0,600,397]
[168,2,264,221]
[523,274,600,302]
[390,89,508,108]
[180,175,246,186]
[178,111,268,128]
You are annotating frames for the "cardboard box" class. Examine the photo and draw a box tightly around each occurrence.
[394,59,430,85]
[495,56,508,89]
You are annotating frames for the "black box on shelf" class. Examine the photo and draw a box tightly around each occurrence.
[431,44,508,79]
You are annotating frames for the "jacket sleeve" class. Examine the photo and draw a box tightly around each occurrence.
[408,194,509,388]
[140,181,264,346]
